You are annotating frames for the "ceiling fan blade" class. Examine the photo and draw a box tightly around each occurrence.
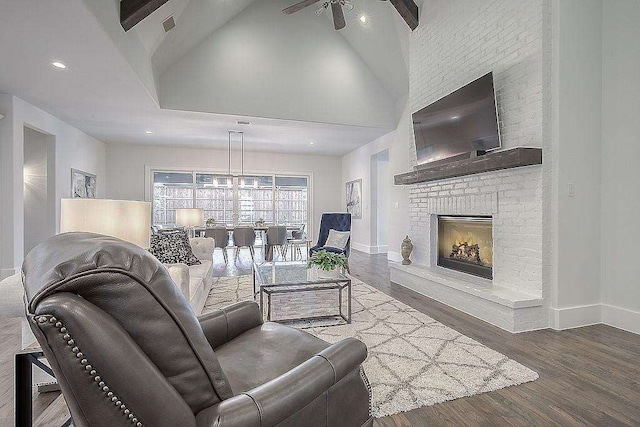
[331,3,346,30]
[283,0,322,14]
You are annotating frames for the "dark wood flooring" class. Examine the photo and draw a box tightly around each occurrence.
[2,249,639,426]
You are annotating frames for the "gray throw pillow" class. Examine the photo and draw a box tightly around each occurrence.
[325,229,350,250]
[149,231,201,266]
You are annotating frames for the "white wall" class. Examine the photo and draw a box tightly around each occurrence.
[601,0,640,334]
[105,144,343,239]
[373,150,390,248]
[159,0,397,129]
[23,127,53,255]
[548,0,603,328]
[82,0,159,103]
[341,105,411,261]
[0,94,107,278]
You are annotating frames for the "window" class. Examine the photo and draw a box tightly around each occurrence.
[195,173,234,224]
[152,170,310,231]
[153,172,194,225]
[275,176,308,226]
[238,176,274,224]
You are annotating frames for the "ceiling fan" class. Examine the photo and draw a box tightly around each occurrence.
[283,0,385,31]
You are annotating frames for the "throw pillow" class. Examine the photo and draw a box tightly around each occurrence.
[149,231,201,266]
[325,229,350,250]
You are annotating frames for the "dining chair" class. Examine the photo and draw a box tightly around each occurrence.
[232,226,256,263]
[288,224,307,260]
[204,226,230,263]
[266,226,288,261]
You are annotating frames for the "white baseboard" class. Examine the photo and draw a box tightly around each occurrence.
[602,304,640,335]
[548,304,602,330]
[351,243,388,255]
[387,251,403,263]
[351,242,371,254]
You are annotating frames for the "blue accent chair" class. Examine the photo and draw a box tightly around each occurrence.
[309,213,352,262]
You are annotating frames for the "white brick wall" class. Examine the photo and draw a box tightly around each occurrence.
[407,0,548,298]
[410,0,546,166]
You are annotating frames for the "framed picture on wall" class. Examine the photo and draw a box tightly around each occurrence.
[346,179,362,219]
[71,169,97,198]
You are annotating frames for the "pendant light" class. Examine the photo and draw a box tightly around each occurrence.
[227,131,233,188]
[227,130,245,188]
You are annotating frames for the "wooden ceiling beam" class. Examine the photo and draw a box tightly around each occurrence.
[120,0,170,32]
[389,0,419,31]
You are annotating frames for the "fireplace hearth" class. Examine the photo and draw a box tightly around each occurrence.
[438,216,493,279]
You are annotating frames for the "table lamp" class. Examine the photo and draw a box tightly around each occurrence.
[60,199,151,248]
[175,208,204,237]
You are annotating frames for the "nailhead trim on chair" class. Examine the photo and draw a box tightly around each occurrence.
[359,366,372,417]
[36,315,144,427]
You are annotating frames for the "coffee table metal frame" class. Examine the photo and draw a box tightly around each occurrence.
[253,262,351,324]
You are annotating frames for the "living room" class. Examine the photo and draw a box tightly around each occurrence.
[1,0,640,426]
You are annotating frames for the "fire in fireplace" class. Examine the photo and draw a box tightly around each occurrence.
[437,216,493,279]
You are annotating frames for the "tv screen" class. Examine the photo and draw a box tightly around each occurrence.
[412,73,501,166]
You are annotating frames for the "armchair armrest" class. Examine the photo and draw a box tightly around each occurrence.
[165,263,190,299]
[198,301,263,349]
[196,338,367,426]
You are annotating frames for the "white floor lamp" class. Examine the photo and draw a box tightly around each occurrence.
[60,198,151,248]
[175,208,204,237]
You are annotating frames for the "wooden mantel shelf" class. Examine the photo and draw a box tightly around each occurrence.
[394,147,542,185]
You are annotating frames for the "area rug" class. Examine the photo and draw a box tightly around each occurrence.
[203,275,539,418]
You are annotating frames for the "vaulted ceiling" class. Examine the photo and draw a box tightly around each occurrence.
[0,0,412,155]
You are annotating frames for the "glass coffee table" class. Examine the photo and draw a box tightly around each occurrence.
[253,261,351,324]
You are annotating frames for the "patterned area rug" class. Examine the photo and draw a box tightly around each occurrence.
[203,275,539,418]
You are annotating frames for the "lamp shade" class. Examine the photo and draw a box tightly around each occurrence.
[175,208,204,228]
[60,199,151,248]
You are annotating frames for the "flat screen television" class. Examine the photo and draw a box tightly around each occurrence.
[412,72,501,166]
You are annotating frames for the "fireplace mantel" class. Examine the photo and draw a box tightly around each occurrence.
[394,147,542,185]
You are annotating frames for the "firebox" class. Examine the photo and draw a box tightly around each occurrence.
[437,216,493,279]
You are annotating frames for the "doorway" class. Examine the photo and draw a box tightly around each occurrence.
[370,149,389,254]
[23,126,55,256]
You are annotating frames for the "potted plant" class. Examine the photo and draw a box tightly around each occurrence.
[307,250,349,279]
[206,218,217,228]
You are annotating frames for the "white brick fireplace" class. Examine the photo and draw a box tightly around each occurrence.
[390,0,552,333]
[390,165,548,332]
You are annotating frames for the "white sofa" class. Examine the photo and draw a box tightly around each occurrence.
[165,237,214,314]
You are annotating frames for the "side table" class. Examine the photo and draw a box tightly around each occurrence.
[15,347,72,427]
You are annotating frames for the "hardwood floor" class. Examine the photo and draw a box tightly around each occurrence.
[347,251,640,427]
[2,249,639,426]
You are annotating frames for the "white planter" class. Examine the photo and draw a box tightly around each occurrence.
[316,267,340,279]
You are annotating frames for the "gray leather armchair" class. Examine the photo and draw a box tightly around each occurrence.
[21,233,372,427]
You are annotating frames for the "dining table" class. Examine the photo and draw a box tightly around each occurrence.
[193,225,305,262]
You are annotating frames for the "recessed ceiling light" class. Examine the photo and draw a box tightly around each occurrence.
[145,130,153,134]
[359,15,367,24]
[309,141,315,146]
[51,61,67,69]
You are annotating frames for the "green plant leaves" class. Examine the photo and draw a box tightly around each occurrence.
[307,250,348,271]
